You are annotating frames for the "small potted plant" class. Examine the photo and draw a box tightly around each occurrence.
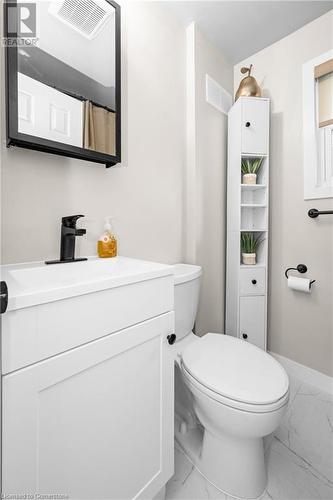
[241,157,264,185]
[241,232,263,265]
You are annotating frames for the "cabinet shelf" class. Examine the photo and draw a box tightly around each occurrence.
[241,153,268,158]
[240,228,268,232]
[241,204,267,208]
[241,184,267,190]
[240,264,266,268]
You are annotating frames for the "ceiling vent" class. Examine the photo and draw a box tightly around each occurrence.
[49,0,114,40]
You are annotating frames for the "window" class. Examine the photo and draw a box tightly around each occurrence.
[303,50,333,199]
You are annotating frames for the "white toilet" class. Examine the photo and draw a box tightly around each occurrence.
[173,263,289,500]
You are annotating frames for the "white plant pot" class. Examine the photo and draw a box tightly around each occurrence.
[243,173,257,185]
[242,253,256,265]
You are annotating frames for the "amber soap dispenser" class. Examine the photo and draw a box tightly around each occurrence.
[97,217,117,258]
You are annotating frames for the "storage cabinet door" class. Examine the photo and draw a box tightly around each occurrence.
[241,98,269,154]
[2,313,174,500]
[239,296,266,349]
[239,267,266,296]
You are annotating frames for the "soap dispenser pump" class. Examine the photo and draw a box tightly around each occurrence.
[97,217,117,258]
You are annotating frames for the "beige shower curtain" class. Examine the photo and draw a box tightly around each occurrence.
[83,101,116,155]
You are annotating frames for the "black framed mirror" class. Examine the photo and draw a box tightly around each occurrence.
[5,0,121,167]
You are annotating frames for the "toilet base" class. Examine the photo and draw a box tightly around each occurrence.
[175,414,267,500]
[199,429,266,499]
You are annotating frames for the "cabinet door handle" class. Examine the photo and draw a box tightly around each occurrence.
[245,122,251,127]
[252,279,257,285]
[167,334,176,345]
[0,281,8,314]
[242,333,248,339]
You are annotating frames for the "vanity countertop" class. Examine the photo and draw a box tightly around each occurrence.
[1,256,173,311]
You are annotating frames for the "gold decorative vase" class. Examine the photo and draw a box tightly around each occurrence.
[235,64,261,101]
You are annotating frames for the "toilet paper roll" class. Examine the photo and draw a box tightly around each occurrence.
[287,276,312,293]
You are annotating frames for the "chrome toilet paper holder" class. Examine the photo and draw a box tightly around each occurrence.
[285,264,316,287]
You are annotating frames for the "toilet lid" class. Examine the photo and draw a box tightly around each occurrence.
[181,333,289,405]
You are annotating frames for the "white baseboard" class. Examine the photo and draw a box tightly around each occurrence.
[270,352,333,395]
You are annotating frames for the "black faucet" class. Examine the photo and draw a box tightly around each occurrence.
[45,215,88,265]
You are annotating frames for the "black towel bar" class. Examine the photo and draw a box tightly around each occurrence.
[308,208,333,218]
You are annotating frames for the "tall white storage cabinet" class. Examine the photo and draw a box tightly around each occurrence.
[226,97,270,350]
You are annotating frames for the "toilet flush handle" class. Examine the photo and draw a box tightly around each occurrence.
[167,334,177,345]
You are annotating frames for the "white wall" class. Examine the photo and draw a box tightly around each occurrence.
[186,24,233,335]
[234,11,333,376]
[1,1,185,265]
[2,1,331,378]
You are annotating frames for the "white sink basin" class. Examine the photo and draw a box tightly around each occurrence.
[1,257,173,311]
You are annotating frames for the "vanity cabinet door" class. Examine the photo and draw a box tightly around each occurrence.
[239,296,266,349]
[241,98,269,154]
[2,313,174,500]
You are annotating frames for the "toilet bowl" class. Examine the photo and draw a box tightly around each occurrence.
[172,263,289,500]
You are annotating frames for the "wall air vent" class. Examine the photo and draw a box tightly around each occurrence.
[206,74,232,115]
[49,0,114,40]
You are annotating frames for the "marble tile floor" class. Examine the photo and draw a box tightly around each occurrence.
[166,377,333,500]
[166,439,333,500]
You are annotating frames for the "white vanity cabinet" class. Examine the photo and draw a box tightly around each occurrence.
[1,258,175,499]
[226,97,270,350]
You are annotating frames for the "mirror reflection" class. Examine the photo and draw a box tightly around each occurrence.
[17,0,116,155]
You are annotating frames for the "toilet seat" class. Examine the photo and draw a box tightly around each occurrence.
[182,364,289,413]
[181,333,289,413]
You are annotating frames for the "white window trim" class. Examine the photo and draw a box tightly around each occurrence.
[303,49,333,200]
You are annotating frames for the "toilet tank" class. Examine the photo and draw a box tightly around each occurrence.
[173,264,202,341]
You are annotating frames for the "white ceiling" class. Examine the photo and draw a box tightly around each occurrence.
[38,1,115,86]
[165,1,333,63]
